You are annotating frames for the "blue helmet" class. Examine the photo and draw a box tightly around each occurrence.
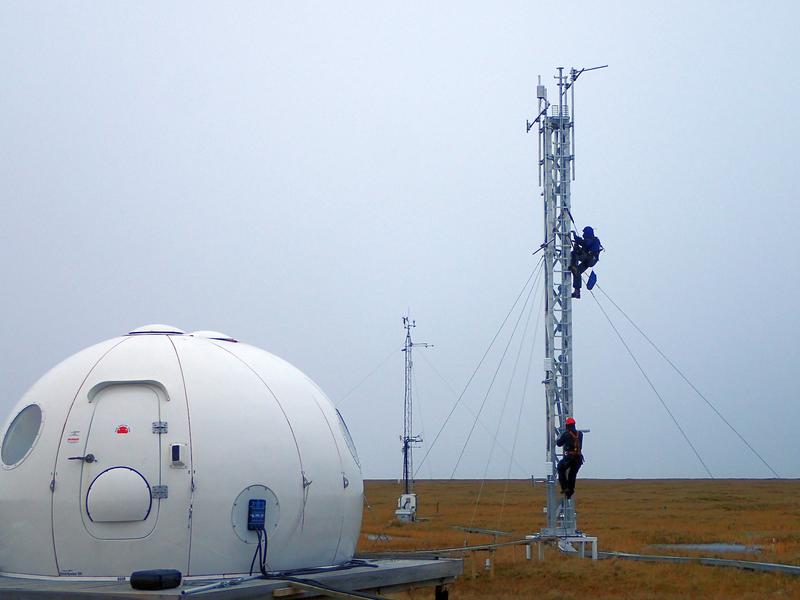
[583,226,594,237]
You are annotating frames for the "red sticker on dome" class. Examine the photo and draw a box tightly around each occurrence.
[115,425,130,434]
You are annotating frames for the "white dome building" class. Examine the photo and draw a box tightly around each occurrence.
[0,325,363,579]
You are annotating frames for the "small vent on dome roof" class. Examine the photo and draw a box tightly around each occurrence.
[128,324,185,335]
[191,330,238,342]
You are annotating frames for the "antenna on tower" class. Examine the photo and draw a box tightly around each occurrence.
[525,65,605,556]
[395,314,432,523]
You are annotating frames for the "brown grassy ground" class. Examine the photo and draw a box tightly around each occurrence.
[360,479,800,599]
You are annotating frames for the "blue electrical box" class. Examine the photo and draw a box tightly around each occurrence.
[247,499,266,530]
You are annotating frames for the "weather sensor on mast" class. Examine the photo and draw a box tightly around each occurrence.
[527,65,605,554]
[395,315,431,522]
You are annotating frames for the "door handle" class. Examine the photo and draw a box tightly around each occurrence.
[68,453,96,463]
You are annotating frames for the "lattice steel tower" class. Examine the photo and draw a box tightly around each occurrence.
[395,315,431,522]
[528,66,605,537]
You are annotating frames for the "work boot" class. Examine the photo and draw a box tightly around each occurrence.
[571,289,580,299]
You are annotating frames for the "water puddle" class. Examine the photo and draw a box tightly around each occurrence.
[649,543,761,553]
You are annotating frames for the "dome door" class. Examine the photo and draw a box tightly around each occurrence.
[53,382,166,576]
[78,384,163,539]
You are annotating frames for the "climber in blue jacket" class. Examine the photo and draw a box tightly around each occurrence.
[569,226,601,299]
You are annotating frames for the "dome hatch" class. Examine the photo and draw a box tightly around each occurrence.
[191,330,238,342]
[128,324,185,335]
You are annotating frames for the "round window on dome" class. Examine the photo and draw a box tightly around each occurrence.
[2,404,43,467]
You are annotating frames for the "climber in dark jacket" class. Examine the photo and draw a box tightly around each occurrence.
[569,226,601,299]
[556,417,584,499]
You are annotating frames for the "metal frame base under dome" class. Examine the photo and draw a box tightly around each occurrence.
[0,557,462,599]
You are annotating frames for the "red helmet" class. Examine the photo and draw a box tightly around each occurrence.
[565,417,576,426]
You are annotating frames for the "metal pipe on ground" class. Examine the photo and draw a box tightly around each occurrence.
[599,551,800,577]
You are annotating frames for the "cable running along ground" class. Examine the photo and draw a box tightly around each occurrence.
[594,284,780,479]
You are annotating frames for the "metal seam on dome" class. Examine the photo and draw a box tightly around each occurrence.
[49,335,132,574]
[166,335,197,572]
[204,341,308,531]
[306,392,347,563]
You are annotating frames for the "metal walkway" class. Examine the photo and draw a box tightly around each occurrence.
[0,557,461,599]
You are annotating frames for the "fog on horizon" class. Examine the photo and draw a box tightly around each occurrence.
[1,2,798,481]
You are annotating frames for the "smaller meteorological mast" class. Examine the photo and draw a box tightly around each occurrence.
[395,316,431,522]
[528,65,606,538]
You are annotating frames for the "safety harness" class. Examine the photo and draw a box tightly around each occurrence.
[566,430,582,457]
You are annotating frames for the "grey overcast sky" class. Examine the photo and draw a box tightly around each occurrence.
[1,2,798,480]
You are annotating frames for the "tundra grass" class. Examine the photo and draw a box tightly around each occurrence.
[360,479,800,599]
